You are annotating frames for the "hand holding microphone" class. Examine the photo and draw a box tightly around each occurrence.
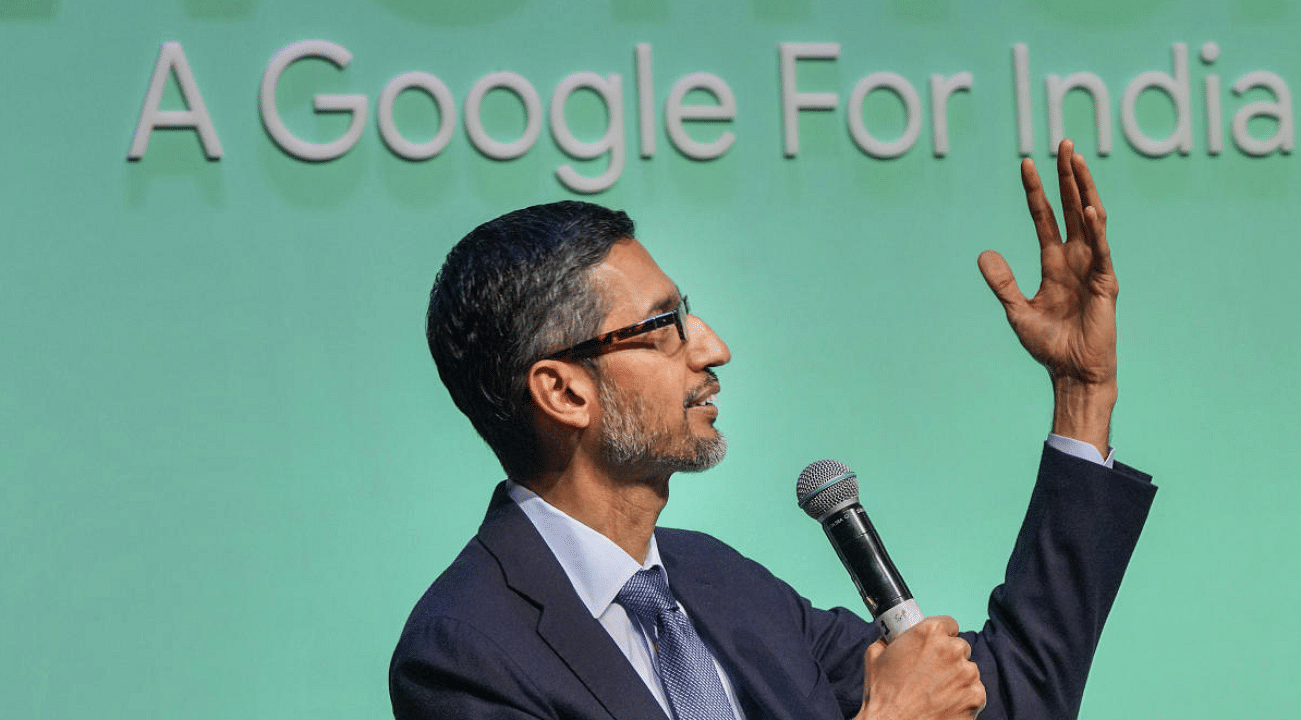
[798,460,986,720]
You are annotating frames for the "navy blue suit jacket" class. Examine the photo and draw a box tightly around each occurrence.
[390,447,1154,720]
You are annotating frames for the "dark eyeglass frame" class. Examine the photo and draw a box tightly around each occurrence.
[546,296,690,360]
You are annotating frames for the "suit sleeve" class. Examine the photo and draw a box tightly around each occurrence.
[963,445,1156,720]
[802,604,880,718]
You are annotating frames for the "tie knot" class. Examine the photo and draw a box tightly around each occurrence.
[615,566,676,624]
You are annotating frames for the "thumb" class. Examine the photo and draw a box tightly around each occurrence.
[977,250,1026,311]
[863,638,887,684]
[866,638,887,665]
[860,638,888,711]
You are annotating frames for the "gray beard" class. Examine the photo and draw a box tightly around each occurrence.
[597,379,727,474]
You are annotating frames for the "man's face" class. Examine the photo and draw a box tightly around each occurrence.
[585,239,732,476]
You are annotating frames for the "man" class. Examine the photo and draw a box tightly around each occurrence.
[390,140,1155,720]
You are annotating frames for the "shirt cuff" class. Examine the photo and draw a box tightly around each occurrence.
[1046,433,1115,468]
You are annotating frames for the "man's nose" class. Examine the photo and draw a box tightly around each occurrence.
[686,315,731,369]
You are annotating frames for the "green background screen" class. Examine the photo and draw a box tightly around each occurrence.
[3,1,1297,718]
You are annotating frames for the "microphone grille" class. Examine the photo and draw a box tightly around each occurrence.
[796,459,860,521]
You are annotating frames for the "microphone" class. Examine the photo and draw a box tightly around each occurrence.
[796,459,923,642]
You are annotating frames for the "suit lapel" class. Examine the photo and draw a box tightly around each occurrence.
[476,483,669,720]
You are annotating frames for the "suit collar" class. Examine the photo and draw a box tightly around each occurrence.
[504,480,652,618]
[477,482,669,720]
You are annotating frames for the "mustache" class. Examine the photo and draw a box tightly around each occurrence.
[684,369,721,406]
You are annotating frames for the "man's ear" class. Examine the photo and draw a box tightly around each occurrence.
[527,359,597,430]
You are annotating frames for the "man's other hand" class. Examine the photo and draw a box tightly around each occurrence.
[978,138,1118,455]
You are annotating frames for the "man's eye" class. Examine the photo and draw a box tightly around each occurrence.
[656,326,683,348]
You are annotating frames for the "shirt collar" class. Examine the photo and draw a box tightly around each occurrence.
[507,481,666,619]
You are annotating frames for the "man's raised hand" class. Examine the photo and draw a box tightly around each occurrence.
[977,138,1118,455]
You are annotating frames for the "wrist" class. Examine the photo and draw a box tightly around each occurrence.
[1051,378,1117,457]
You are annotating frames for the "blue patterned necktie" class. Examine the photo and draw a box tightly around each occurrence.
[615,566,735,720]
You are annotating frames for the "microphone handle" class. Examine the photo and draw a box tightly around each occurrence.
[822,504,924,642]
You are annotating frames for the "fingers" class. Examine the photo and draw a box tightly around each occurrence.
[977,250,1026,310]
[1062,148,1114,278]
[926,615,960,636]
[919,616,969,657]
[1084,206,1115,279]
[1071,151,1107,227]
[1074,154,1115,276]
[1021,156,1061,250]
[1056,139,1086,242]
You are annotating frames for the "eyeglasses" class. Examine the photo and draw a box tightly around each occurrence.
[546,296,690,360]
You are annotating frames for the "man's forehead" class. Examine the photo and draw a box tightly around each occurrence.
[592,238,681,317]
